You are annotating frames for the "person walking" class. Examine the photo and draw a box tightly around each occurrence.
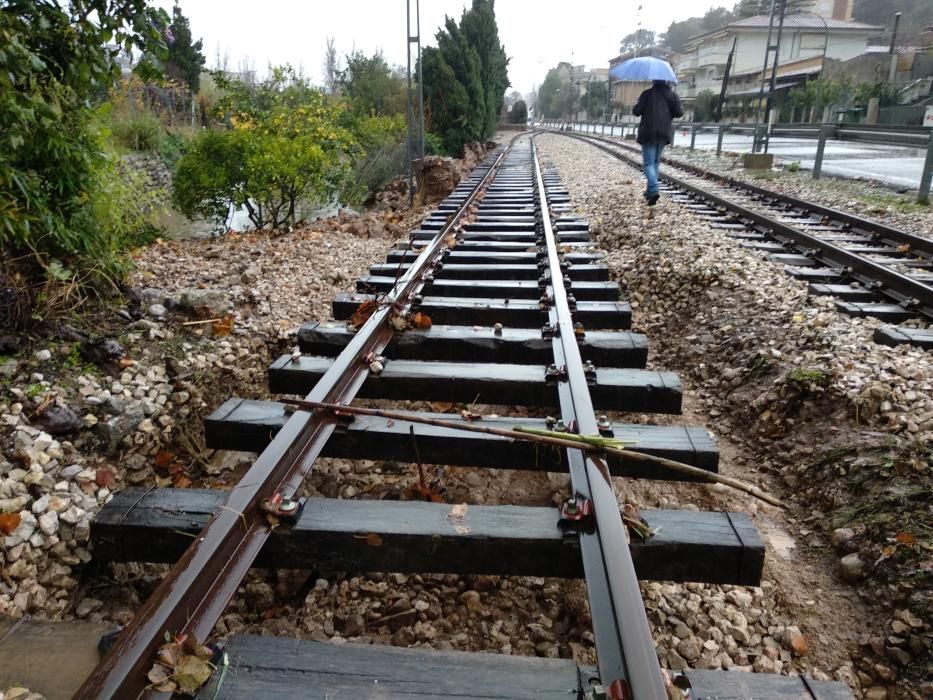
[632,80,683,206]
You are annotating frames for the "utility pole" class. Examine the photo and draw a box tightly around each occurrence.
[752,0,778,152]
[405,0,424,207]
[888,12,902,83]
[715,37,737,123]
[762,0,788,153]
[607,69,612,122]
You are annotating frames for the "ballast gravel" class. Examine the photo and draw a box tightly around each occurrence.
[537,133,931,698]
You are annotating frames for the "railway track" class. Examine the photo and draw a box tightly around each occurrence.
[78,134,853,698]
[553,131,933,351]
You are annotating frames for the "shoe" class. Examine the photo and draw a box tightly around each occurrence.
[647,193,660,206]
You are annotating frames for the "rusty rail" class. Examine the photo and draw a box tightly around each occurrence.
[73,148,510,699]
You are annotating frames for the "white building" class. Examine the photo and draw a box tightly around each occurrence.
[675,12,881,108]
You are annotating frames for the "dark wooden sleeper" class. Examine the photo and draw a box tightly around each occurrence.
[332,292,631,329]
[268,357,682,413]
[192,636,853,700]
[93,488,763,585]
[297,322,648,367]
[205,399,717,479]
[355,276,620,301]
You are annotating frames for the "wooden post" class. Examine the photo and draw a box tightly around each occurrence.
[716,123,726,157]
[813,124,830,180]
[918,131,933,204]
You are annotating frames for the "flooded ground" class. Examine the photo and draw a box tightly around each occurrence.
[155,201,353,240]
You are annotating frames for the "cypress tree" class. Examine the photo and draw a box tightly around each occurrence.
[166,1,206,92]
[422,0,510,155]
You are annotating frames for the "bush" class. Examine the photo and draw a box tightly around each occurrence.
[341,114,407,204]
[158,128,195,170]
[173,129,247,230]
[694,90,718,122]
[111,111,164,152]
[509,100,528,124]
[174,67,356,230]
[424,132,447,156]
[0,0,167,318]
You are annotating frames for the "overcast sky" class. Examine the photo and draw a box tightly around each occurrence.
[161,0,732,94]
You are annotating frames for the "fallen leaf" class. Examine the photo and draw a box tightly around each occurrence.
[154,450,175,471]
[173,473,193,489]
[365,533,383,547]
[895,532,915,545]
[349,300,377,329]
[156,642,180,667]
[0,512,22,535]
[118,358,135,368]
[173,654,212,693]
[406,484,445,503]
[95,468,115,488]
[181,635,214,660]
[412,312,432,329]
[430,402,454,412]
[212,314,235,337]
[148,664,172,685]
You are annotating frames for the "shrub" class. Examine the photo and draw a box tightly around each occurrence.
[111,111,164,152]
[424,132,447,156]
[174,67,356,230]
[173,129,247,230]
[509,100,528,124]
[342,114,407,204]
[0,0,167,315]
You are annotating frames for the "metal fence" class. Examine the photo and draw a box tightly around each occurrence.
[540,119,933,203]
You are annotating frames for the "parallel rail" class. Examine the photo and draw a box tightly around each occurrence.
[557,132,933,330]
[76,143,511,699]
[78,133,855,699]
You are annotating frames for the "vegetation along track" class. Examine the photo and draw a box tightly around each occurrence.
[554,132,933,351]
[81,134,854,698]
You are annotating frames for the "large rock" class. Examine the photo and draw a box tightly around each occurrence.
[179,289,233,318]
[32,404,83,436]
[97,404,145,453]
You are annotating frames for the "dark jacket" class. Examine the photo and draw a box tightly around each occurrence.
[633,83,683,145]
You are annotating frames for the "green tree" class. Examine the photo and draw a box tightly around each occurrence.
[619,29,657,54]
[694,90,718,121]
[735,0,813,17]
[460,0,510,137]
[339,51,406,116]
[536,67,573,119]
[175,66,356,230]
[166,1,205,92]
[583,80,608,119]
[509,100,528,123]
[853,80,900,107]
[0,0,167,287]
[421,0,509,154]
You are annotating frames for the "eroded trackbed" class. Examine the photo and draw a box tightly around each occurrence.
[86,135,852,699]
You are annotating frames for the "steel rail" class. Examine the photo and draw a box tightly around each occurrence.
[74,147,511,699]
[569,131,933,258]
[561,133,933,320]
[530,137,666,699]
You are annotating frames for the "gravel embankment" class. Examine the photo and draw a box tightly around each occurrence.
[538,133,931,699]
[2,136,928,699]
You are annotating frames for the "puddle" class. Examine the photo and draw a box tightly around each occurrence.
[763,524,797,560]
[155,200,354,240]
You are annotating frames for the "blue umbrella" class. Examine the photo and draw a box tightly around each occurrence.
[610,56,678,84]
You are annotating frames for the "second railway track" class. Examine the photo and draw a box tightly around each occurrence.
[77,134,855,699]
[551,131,933,351]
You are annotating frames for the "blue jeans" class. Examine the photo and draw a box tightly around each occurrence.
[641,142,664,198]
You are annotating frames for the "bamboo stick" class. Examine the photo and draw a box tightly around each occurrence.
[279,398,784,508]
